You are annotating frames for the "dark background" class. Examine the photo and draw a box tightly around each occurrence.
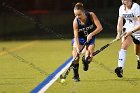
[0,0,140,40]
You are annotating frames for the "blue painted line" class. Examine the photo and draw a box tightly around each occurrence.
[31,56,73,93]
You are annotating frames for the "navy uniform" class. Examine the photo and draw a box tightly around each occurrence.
[72,11,97,82]
[72,11,97,46]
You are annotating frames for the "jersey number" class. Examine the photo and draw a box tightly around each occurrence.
[84,31,88,37]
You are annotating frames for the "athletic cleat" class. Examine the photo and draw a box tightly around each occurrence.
[82,56,90,71]
[137,60,140,69]
[115,67,123,78]
[72,76,80,82]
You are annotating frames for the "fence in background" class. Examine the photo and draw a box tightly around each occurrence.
[0,9,118,40]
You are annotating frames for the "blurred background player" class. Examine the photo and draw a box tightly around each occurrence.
[115,0,140,78]
[72,2,103,81]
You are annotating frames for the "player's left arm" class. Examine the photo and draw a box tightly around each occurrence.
[131,16,140,32]
[134,16,140,31]
[125,4,140,37]
[90,12,103,35]
[124,16,140,38]
[87,12,103,42]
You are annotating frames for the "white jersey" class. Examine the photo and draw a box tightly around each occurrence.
[119,3,140,40]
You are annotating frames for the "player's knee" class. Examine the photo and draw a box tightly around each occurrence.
[73,56,80,64]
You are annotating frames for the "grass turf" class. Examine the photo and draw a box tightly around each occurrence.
[0,38,139,93]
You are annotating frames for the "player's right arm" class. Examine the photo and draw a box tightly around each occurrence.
[116,16,124,40]
[73,18,80,53]
[116,5,124,40]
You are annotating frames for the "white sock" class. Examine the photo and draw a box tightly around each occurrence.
[136,55,140,61]
[118,49,126,69]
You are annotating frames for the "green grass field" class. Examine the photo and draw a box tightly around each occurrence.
[0,38,140,93]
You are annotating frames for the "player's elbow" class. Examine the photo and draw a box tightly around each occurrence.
[98,25,103,32]
[100,26,103,31]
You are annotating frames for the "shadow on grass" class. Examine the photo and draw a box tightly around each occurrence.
[82,78,140,82]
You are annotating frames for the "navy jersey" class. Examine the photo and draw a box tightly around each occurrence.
[77,11,96,38]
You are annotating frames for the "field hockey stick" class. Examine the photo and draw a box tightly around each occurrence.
[93,32,125,56]
[60,41,87,80]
